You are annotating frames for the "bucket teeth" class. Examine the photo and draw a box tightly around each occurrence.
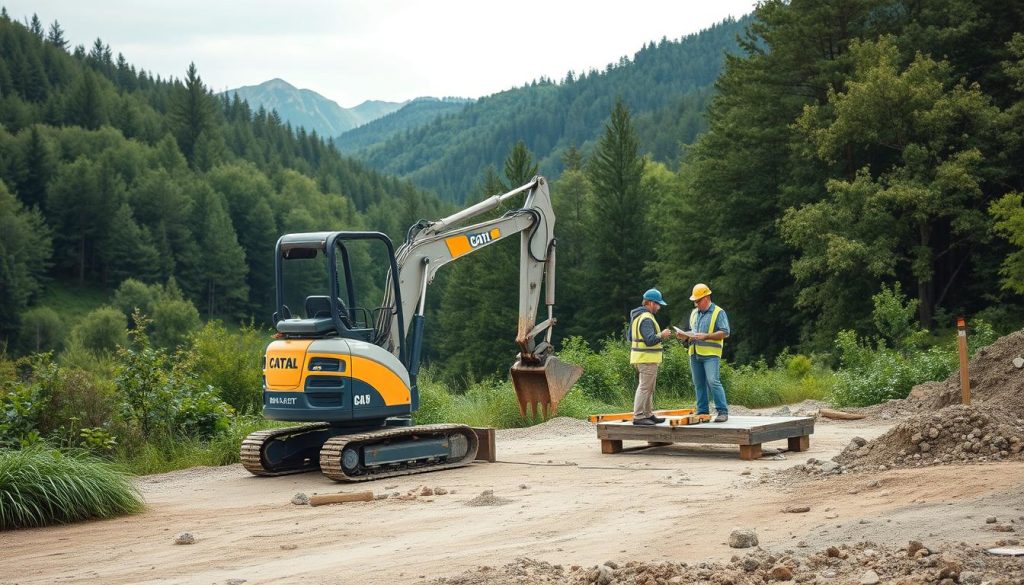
[510,356,583,419]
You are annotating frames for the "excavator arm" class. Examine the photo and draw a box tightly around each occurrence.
[382,176,582,416]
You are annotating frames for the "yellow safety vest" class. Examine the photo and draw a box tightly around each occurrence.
[689,306,724,357]
[629,311,663,364]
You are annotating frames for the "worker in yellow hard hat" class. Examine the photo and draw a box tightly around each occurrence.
[628,288,673,425]
[676,283,730,422]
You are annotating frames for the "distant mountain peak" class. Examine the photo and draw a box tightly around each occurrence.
[223,79,406,137]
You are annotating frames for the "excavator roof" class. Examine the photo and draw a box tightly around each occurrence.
[278,232,333,250]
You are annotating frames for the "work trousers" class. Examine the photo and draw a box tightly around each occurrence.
[691,354,728,415]
[633,362,659,419]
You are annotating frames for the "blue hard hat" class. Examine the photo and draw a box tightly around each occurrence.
[643,288,667,306]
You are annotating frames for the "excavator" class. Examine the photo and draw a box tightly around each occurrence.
[241,176,583,482]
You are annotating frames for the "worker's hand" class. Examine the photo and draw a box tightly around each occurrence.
[693,333,707,341]
[675,331,687,340]
[660,329,671,340]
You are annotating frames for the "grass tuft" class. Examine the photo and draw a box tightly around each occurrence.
[0,446,144,530]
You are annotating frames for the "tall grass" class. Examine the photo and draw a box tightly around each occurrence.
[116,415,272,475]
[0,447,144,529]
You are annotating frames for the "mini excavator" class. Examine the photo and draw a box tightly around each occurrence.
[241,176,583,482]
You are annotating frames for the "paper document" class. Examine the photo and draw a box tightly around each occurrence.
[673,326,696,337]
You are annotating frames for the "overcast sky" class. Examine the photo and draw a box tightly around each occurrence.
[9,1,757,108]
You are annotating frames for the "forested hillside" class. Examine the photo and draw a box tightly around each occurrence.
[0,9,447,351]
[3,0,1024,388]
[349,18,747,201]
[334,97,471,154]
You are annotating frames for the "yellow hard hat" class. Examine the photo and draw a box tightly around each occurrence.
[689,283,712,301]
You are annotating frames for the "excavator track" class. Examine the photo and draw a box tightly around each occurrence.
[320,424,479,482]
[240,422,332,476]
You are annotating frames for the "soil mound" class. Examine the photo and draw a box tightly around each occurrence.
[427,543,1024,584]
[907,329,1024,416]
[496,416,594,440]
[835,404,1024,471]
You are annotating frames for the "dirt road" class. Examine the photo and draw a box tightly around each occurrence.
[2,414,1022,585]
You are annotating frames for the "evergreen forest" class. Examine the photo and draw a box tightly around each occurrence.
[2,0,1024,496]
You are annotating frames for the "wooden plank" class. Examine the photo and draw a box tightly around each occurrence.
[601,439,623,454]
[588,408,696,423]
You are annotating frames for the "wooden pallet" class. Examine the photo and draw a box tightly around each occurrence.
[595,415,814,460]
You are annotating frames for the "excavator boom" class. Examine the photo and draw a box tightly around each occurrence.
[385,176,581,416]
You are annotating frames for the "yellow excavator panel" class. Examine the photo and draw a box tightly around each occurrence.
[349,356,411,406]
[264,339,314,390]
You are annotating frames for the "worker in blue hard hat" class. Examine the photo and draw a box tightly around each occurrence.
[627,288,673,425]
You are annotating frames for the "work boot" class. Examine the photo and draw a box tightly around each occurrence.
[649,415,666,424]
[632,417,656,426]
[714,412,729,423]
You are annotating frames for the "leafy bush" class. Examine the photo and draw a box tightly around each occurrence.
[0,447,143,529]
[188,322,266,413]
[557,336,633,406]
[18,307,63,354]
[0,379,43,448]
[151,298,200,350]
[69,307,127,354]
[112,278,159,322]
[114,317,233,445]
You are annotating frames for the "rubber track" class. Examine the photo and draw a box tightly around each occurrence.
[320,424,479,482]
[240,422,331,476]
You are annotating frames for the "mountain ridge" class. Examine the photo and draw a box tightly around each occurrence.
[223,78,407,137]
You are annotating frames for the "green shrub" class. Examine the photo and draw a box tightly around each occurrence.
[557,336,633,406]
[0,380,44,448]
[112,278,159,322]
[114,317,233,445]
[414,369,456,425]
[0,447,143,529]
[188,322,266,413]
[151,298,201,350]
[69,307,127,354]
[827,323,998,407]
[18,307,63,354]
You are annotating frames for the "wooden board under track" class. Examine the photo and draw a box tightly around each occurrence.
[595,415,815,460]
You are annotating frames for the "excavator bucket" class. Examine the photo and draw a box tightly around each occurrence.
[510,356,583,418]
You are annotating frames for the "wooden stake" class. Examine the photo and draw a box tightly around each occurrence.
[957,316,970,405]
[309,491,374,506]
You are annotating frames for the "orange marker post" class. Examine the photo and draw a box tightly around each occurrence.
[956,316,970,405]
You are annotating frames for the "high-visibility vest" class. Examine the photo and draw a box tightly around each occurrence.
[689,305,724,357]
[629,311,663,364]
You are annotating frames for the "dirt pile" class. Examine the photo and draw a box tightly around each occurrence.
[427,543,1024,584]
[907,329,1024,416]
[496,416,594,440]
[832,404,1024,471]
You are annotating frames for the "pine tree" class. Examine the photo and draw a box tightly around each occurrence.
[46,20,67,50]
[170,63,215,168]
[191,186,248,317]
[580,99,648,339]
